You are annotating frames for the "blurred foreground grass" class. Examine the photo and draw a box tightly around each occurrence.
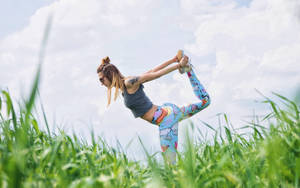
[0,82,300,188]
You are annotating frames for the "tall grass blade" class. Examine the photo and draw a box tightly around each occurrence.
[25,14,52,121]
[200,120,216,132]
[38,91,51,139]
[2,91,17,130]
[224,127,232,143]
[0,95,2,111]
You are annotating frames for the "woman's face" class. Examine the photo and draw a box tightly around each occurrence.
[98,72,111,88]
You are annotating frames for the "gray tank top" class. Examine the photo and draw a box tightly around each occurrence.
[122,84,153,118]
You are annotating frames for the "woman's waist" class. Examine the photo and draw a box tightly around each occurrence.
[148,103,182,125]
[141,104,158,122]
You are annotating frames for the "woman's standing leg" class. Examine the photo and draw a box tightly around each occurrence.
[152,104,181,164]
[160,122,178,164]
[179,69,211,121]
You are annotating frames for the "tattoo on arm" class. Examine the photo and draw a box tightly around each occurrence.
[129,77,140,85]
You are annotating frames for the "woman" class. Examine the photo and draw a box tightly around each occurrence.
[97,50,210,164]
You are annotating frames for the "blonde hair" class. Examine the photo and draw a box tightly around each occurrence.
[97,56,126,107]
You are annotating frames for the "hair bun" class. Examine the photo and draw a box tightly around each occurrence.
[102,56,110,65]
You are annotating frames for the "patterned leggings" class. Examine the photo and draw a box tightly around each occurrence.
[151,69,210,164]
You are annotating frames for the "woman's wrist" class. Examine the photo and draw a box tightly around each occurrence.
[177,63,182,69]
[173,56,179,63]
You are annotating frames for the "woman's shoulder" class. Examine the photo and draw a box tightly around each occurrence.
[124,76,142,94]
[124,76,142,88]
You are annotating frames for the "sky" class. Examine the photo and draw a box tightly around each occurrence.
[1,0,300,161]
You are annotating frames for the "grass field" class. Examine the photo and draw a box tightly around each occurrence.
[1,73,299,187]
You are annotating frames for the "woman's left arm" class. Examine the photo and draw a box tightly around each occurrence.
[144,57,178,74]
[125,63,181,88]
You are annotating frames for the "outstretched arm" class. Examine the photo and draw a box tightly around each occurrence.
[125,63,181,88]
[144,56,178,74]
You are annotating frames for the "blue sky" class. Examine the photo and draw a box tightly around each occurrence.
[0,0,53,38]
[1,0,299,161]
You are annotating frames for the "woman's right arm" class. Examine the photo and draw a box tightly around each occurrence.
[125,63,181,88]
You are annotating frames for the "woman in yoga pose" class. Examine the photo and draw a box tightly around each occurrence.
[97,50,210,164]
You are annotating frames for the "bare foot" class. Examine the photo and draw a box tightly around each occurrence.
[179,55,189,67]
[176,50,184,62]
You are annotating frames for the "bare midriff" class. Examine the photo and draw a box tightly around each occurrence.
[141,104,158,123]
[124,83,158,123]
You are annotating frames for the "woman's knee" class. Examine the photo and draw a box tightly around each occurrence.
[202,95,211,109]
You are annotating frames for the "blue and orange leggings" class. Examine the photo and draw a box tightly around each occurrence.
[151,69,210,164]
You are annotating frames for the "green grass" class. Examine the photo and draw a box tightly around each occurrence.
[1,82,300,187]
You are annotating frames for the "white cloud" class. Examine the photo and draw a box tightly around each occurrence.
[180,0,300,122]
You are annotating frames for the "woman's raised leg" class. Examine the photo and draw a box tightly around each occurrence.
[179,68,211,121]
